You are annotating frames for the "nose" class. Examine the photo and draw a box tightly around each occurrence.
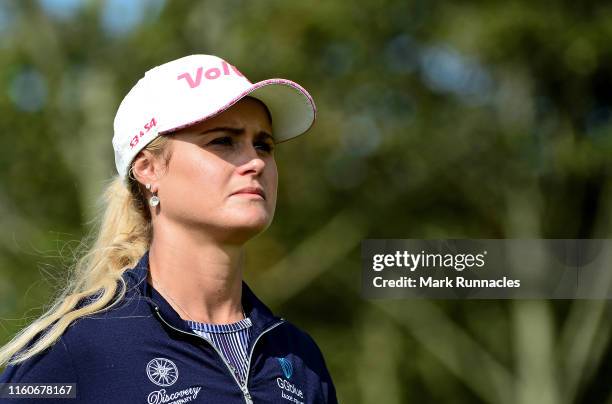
[236,144,266,176]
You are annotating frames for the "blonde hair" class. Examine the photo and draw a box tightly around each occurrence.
[0,135,172,368]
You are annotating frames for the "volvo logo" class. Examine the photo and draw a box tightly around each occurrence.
[146,358,179,387]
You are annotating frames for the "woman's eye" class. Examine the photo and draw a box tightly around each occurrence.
[255,141,274,153]
[209,136,233,146]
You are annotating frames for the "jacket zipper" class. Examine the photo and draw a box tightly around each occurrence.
[153,306,284,404]
[243,320,284,396]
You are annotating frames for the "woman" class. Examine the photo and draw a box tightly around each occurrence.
[0,54,337,403]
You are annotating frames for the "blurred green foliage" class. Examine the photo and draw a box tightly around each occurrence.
[2,0,612,402]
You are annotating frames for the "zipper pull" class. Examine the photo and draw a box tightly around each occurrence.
[243,389,253,403]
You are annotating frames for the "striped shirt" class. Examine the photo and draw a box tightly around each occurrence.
[186,317,253,386]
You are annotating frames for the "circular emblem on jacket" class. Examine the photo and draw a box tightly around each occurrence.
[146,358,179,387]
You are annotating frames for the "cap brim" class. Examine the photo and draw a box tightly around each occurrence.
[246,79,317,143]
[159,78,316,143]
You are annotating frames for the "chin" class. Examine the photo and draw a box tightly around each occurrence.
[221,214,273,242]
[230,206,273,227]
[236,216,271,232]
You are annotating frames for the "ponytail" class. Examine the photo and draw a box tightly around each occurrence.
[0,135,170,367]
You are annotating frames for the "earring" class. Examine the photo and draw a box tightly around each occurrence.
[146,184,160,207]
[149,194,160,207]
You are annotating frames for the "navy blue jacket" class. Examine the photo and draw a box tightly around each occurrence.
[0,251,338,403]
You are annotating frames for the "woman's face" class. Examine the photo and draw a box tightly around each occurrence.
[154,97,277,244]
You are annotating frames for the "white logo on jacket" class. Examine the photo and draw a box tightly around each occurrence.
[146,357,179,387]
[147,387,202,404]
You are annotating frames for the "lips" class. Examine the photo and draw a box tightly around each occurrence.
[231,186,266,200]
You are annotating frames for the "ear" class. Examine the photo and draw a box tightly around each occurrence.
[132,150,163,186]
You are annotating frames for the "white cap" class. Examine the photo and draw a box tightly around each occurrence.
[112,54,316,180]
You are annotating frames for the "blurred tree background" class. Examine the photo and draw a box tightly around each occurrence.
[1,0,612,402]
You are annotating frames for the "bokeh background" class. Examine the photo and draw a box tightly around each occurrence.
[1,0,612,402]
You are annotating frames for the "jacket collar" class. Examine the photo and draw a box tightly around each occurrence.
[122,250,282,337]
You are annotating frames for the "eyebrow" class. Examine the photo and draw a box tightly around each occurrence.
[199,126,275,142]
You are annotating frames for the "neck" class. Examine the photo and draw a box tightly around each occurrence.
[147,220,246,324]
